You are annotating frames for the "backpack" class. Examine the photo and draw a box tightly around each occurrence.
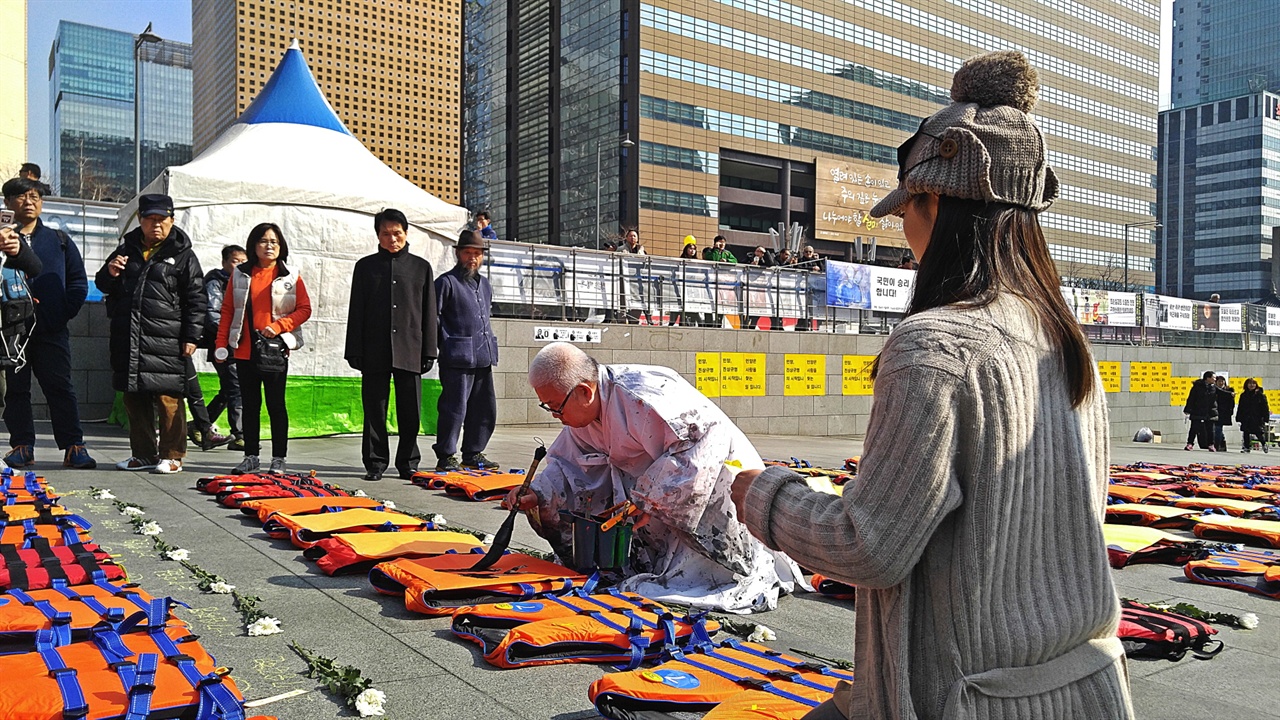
[0,263,35,368]
[1118,599,1223,661]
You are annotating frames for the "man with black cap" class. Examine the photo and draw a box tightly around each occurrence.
[0,177,96,470]
[346,208,438,482]
[95,194,206,474]
[433,229,499,471]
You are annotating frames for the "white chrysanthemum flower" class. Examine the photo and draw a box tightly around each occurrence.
[164,548,190,561]
[381,500,396,510]
[136,521,163,536]
[93,489,116,500]
[480,534,495,545]
[209,580,235,594]
[353,490,369,498]
[747,624,777,643]
[247,617,282,636]
[1240,612,1259,630]
[120,506,145,516]
[354,688,387,717]
[429,514,446,526]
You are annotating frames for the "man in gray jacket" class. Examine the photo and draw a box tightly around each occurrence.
[433,230,498,470]
[345,209,438,481]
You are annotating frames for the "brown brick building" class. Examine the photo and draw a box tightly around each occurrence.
[464,0,1160,287]
[193,0,461,204]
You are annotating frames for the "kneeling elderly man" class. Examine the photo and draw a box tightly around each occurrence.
[509,342,802,613]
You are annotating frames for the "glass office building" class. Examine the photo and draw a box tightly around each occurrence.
[48,22,191,201]
[1157,94,1280,302]
[463,0,1160,285]
[1170,0,1280,110]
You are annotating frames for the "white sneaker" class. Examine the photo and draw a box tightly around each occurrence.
[151,459,183,474]
[116,456,158,471]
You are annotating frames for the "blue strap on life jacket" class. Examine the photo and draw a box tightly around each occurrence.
[667,649,822,708]
[36,630,89,719]
[123,652,160,720]
[710,639,849,692]
[146,626,245,720]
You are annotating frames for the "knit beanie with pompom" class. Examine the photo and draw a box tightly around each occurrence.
[869,51,1058,218]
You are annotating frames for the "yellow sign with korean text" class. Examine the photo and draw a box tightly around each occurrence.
[1169,377,1196,407]
[719,353,766,397]
[1097,361,1121,393]
[784,354,826,396]
[842,355,876,396]
[695,353,720,398]
[1129,362,1172,393]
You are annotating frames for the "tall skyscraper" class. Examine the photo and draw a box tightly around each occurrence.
[1158,0,1280,302]
[191,0,461,205]
[1169,1,1280,110]
[0,1,27,176]
[48,21,191,201]
[463,0,1160,283]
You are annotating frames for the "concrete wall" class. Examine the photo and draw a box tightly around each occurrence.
[492,318,1280,440]
[57,311,1280,443]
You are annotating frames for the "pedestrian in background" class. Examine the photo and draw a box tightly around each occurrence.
[622,228,645,255]
[216,224,310,476]
[346,209,438,482]
[1213,375,1235,452]
[0,177,96,470]
[1184,370,1218,451]
[95,194,206,474]
[731,51,1134,719]
[702,235,737,263]
[679,236,698,259]
[476,211,498,241]
[434,230,499,471]
[203,245,248,450]
[1237,378,1270,452]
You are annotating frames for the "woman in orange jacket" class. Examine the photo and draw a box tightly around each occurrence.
[215,223,311,475]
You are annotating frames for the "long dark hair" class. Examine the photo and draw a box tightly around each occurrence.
[899,195,1094,407]
[245,222,288,267]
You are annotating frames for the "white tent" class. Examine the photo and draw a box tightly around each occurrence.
[115,42,468,434]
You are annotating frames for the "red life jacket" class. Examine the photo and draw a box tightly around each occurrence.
[0,542,125,592]
[1118,599,1222,661]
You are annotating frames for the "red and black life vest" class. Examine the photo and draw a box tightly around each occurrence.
[0,542,125,592]
[1119,599,1223,661]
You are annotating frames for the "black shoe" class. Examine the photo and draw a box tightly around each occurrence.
[436,454,461,471]
[398,467,418,480]
[363,470,383,482]
[462,452,496,469]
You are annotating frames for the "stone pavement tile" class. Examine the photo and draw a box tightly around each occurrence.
[1132,646,1280,719]
[1128,676,1279,720]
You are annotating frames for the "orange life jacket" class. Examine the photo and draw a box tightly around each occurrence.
[370,551,590,616]
[0,580,173,654]
[809,574,855,601]
[0,516,92,547]
[262,507,435,549]
[1106,484,1181,504]
[0,622,244,719]
[1170,497,1278,519]
[239,496,383,523]
[411,468,526,501]
[0,542,126,592]
[1184,548,1280,598]
[451,587,721,669]
[589,637,854,718]
[1191,515,1280,548]
[1103,525,1210,568]
[1193,484,1279,503]
[303,530,484,576]
[1104,504,1200,529]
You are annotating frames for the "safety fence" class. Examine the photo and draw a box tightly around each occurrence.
[483,241,1280,351]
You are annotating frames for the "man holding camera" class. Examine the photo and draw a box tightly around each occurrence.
[0,178,96,470]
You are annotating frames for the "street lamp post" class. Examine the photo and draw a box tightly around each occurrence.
[134,23,162,194]
[1122,220,1161,291]
[595,133,635,250]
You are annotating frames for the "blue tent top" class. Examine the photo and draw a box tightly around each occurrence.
[237,41,352,135]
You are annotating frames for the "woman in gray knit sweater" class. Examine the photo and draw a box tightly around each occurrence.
[732,52,1134,720]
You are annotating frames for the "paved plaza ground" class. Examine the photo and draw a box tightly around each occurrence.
[33,422,1280,719]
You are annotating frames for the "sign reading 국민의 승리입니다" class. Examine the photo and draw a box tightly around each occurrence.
[814,158,905,244]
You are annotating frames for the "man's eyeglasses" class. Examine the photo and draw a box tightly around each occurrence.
[538,386,577,415]
[10,193,41,204]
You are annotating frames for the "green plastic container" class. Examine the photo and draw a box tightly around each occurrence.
[561,511,633,572]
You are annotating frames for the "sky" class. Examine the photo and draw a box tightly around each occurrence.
[22,0,1175,171]
[26,0,191,172]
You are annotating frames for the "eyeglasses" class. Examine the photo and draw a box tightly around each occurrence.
[258,239,281,246]
[10,193,41,204]
[538,386,577,416]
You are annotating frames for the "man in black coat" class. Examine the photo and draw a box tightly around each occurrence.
[433,230,499,471]
[94,194,206,474]
[1213,375,1236,452]
[345,208,438,481]
[1182,370,1218,451]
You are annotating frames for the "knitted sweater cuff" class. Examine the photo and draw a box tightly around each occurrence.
[743,465,803,551]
